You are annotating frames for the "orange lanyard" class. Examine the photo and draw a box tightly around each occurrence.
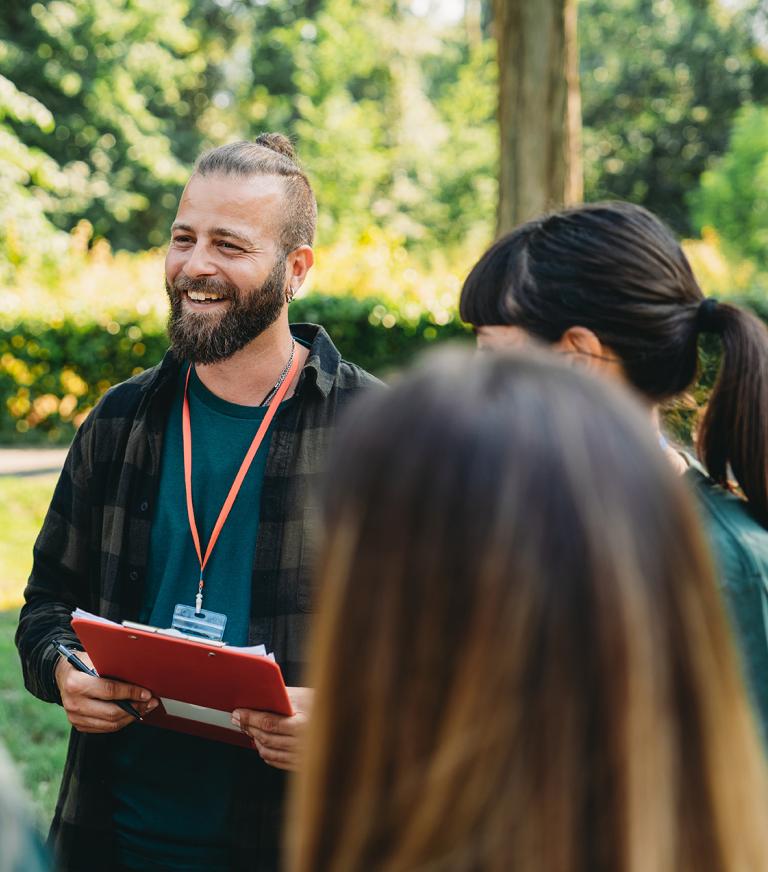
[182,355,300,613]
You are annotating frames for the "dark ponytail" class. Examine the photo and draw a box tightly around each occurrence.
[460,200,768,525]
[698,302,768,525]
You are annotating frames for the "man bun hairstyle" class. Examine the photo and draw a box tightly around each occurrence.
[194,133,317,252]
[253,132,296,160]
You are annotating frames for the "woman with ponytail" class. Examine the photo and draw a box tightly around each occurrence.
[459,200,768,739]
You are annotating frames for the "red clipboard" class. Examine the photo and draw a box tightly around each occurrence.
[72,614,293,748]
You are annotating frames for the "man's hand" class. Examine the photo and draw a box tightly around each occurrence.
[55,651,159,733]
[232,686,313,772]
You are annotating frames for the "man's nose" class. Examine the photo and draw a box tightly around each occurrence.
[182,243,217,278]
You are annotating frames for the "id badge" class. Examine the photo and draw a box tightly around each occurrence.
[172,604,227,642]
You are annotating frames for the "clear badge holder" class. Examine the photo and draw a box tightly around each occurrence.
[171,604,227,642]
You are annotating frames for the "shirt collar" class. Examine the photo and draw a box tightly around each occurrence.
[141,347,180,394]
[290,322,341,399]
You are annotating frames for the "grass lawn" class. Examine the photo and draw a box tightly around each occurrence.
[0,474,58,610]
[0,473,68,826]
[0,608,70,826]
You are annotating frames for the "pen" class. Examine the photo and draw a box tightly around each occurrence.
[51,640,144,721]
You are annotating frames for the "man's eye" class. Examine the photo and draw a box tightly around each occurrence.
[172,236,193,244]
[219,241,242,250]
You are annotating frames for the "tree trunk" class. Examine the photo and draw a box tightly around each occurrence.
[494,0,583,236]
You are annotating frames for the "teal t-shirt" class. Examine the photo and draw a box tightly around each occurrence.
[110,365,291,871]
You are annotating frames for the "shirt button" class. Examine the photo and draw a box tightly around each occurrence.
[129,570,139,581]
[140,501,149,513]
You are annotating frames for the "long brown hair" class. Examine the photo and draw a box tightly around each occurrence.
[459,201,768,525]
[289,348,768,872]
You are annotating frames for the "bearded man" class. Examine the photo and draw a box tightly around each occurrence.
[16,134,378,872]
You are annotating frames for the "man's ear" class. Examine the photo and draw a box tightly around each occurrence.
[555,326,614,374]
[286,246,314,292]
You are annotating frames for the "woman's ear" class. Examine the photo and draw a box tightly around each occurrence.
[555,326,623,378]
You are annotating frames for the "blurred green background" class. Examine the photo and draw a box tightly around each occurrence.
[3,0,768,826]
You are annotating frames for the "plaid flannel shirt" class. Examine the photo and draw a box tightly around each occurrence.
[15,323,379,872]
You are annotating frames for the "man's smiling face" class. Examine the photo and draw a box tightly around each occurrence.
[164,172,289,364]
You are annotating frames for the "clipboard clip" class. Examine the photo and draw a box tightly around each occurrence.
[121,621,228,647]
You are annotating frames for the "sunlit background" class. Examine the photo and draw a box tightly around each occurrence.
[3,0,768,822]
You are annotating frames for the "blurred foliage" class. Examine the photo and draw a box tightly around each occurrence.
[682,226,766,296]
[0,476,57,610]
[0,0,497,269]
[690,104,768,269]
[3,0,768,267]
[0,300,468,444]
[579,0,768,235]
[0,317,167,443]
[288,0,497,251]
[0,218,474,322]
[0,71,68,282]
[2,0,768,446]
[0,224,472,444]
[0,0,225,250]
[0,221,763,445]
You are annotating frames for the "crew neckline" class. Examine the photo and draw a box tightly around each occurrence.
[187,366,297,420]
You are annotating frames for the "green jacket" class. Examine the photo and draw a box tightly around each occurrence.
[685,456,768,744]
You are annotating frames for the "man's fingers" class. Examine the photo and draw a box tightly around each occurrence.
[235,710,281,732]
[251,729,294,751]
[66,697,138,723]
[255,743,297,770]
[65,697,159,732]
[136,699,160,717]
[65,670,151,703]
[233,709,305,736]
[95,676,152,702]
[261,759,293,771]
[69,712,135,733]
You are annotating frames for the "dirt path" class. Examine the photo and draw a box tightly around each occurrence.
[0,448,68,477]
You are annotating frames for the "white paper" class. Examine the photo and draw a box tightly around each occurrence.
[160,698,240,732]
[235,644,272,658]
[72,608,118,625]
[72,609,275,659]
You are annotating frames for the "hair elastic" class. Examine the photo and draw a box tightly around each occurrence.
[696,297,720,334]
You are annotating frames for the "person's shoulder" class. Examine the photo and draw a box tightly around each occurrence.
[97,366,158,411]
[292,322,385,396]
[336,359,385,392]
[686,462,768,581]
[89,352,177,421]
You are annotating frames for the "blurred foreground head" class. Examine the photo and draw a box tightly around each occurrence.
[290,348,768,872]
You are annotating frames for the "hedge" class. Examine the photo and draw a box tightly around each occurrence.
[0,294,471,445]
[4,291,767,447]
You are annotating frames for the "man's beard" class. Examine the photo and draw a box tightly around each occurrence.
[165,260,285,364]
